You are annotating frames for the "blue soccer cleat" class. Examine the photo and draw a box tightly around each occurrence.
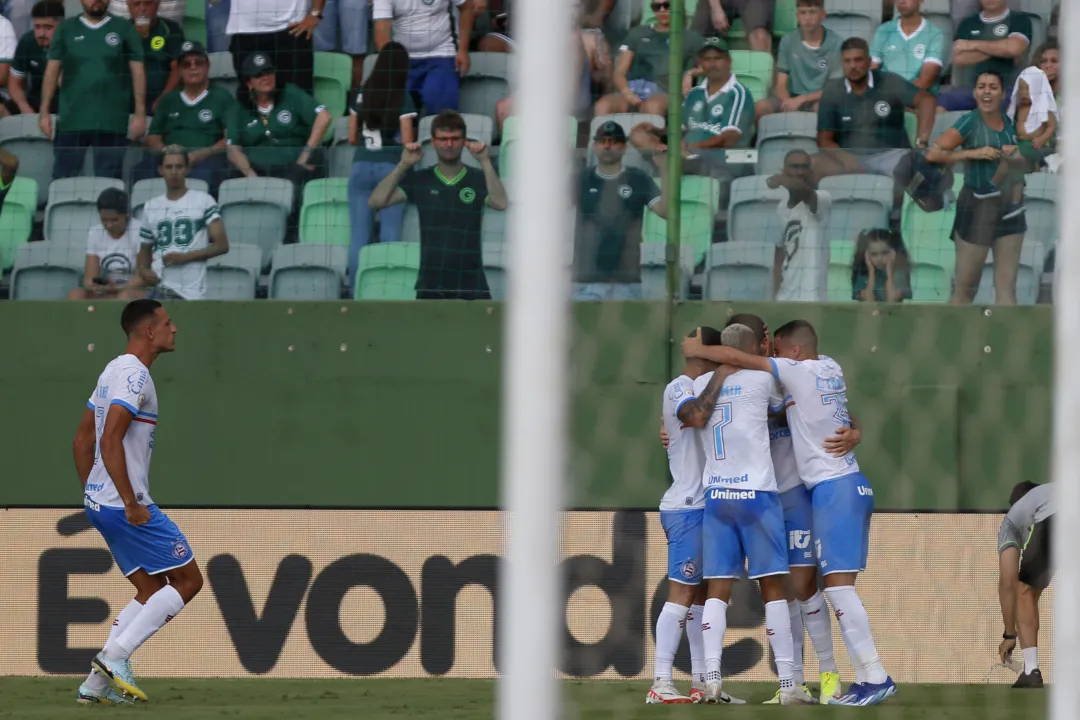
[831,677,897,706]
[76,682,134,705]
[91,651,148,702]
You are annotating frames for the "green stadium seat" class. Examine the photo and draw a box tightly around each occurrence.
[728,174,788,244]
[314,52,352,118]
[0,177,38,270]
[828,238,856,302]
[218,177,294,271]
[500,115,577,188]
[704,242,774,301]
[355,241,420,300]
[459,52,511,122]
[640,241,696,300]
[205,243,262,300]
[270,244,348,300]
[773,0,798,37]
[45,177,125,247]
[755,111,818,176]
[10,242,85,299]
[730,50,773,102]
[902,175,962,302]
[299,178,351,246]
[680,175,722,214]
[0,114,55,205]
[183,17,207,46]
[822,0,881,42]
[642,201,713,267]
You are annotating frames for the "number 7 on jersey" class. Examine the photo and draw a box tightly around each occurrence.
[711,403,733,460]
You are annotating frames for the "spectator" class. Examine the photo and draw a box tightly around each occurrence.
[142,40,234,190]
[314,0,370,89]
[593,2,703,118]
[1006,66,1057,175]
[940,0,1031,112]
[69,188,147,300]
[136,146,230,300]
[477,0,510,53]
[1033,41,1059,103]
[769,149,831,302]
[368,110,508,300]
[226,0,323,95]
[691,0,774,54]
[573,120,668,301]
[373,0,476,117]
[851,227,911,302]
[7,0,63,116]
[814,38,936,183]
[226,52,332,195]
[756,0,841,120]
[949,0,1019,33]
[346,41,417,289]
[926,70,1027,304]
[0,13,18,117]
[39,0,146,180]
[870,0,945,93]
[107,0,183,23]
[127,0,183,114]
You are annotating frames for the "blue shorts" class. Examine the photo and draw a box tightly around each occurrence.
[703,489,788,580]
[780,484,816,568]
[85,497,194,577]
[811,473,874,575]
[660,509,704,585]
[628,79,662,100]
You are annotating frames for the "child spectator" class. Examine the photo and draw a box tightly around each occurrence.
[756,0,841,119]
[852,228,912,302]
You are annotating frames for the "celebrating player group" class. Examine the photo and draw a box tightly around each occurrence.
[649,313,896,707]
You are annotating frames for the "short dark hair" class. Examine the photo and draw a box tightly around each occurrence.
[726,313,767,342]
[699,326,724,346]
[840,37,870,55]
[1009,481,1040,507]
[158,145,189,167]
[774,319,818,346]
[31,0,64,19]
[96,187,128,214]
[795,0,824,7]
[121,299,162,336]
[430,110,467,138]
[975,69,1006,89]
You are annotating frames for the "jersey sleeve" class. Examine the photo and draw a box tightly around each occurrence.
[924,25,944,67]
[398,166,418,199]
[139,219,156,246]
[768,356,808,392]
[201,193,222,225]
[618,25,645,55]
[111,364,151,415]
[817,84,840,132]
[0,20,17,63]
[997,515,1023,553]
[721,83,753,137]
[1008,12,1032,43]
[400,92,417,119]
[692,373,711,396]
[10,34,30,75]
[634,168,662,209]
[372,0,394,21]
[812,189,832,221]
[148,96,169,135]
[47,21,66,61]
[869,24,885,64]
[882,70,920,107]
[951,111,975,144]
[668,377,697,420]
[124,22,145,60]
[776,32,793,74]
[292,86,325,125]
[767,375,786,413]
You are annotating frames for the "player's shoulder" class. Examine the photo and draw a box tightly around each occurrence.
[685,83,706,100]
[188,189,218,205]
[665,375,695,403]
[692,370,713,393]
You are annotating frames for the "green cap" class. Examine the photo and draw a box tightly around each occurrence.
[698,36,729,55]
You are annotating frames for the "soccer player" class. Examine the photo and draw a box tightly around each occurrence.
[679,323,815,706]
[649,327,737,704]
[0,146,17,213]
[136,146,229,300]
[997,481,1054,689]
[682,319,896,707]
[72,299,204,704]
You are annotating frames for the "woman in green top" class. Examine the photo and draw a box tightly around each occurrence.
[347,41,417,290]
[926,70,1027,305]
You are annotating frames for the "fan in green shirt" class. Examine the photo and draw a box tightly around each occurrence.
[950,3,1031,97]
[127,0,184,112]
[9,1,64,116]
[758,0,842,118]
[869,0,945,93]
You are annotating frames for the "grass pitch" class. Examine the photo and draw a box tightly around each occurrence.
[0,678,1046,718]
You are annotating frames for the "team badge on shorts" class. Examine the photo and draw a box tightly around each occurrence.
[680,559,698,579]
[172,539,189,560]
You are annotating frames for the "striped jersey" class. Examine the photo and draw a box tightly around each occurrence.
[139,188,222,300]
[682,74,754,148]
[85,354,159,508]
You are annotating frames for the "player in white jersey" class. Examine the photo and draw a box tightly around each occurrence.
[72,300,204,705]
[682,319,896,707]
[136,146,229,300]
[681,324,815,706]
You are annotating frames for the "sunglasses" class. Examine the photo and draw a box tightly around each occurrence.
[651,2,671,10]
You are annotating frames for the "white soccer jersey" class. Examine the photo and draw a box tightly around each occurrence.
[226,0,309,35]
[769,412,802,494]
[0,16,16,63]
[660,376,706,511]
[770,354,861,487]
[776,188,831,303]
[694,369,785,493]
[373,0,468,59]
[86,220,143,284]
[139,189,221,300]
[85,354,158,509]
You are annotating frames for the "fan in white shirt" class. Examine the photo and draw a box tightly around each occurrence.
[769,150,831,303]
[70,188,149,301]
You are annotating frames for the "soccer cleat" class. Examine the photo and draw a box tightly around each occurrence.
[645,679,692,704]
[92,651,148,702]
[765,683,816,704]
[689,682,706,704]
[1012,669,1044,689]
[702,682,747,705]
[819,671,842,704]
[779,684,818,705]
[831,677,896,706]
[76,683,133,705]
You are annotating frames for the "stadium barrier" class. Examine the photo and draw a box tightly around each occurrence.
[1,508,1051,683]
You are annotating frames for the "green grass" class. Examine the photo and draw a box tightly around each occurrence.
[0,678,1047,719]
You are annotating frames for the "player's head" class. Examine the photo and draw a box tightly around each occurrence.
[725,313,771,356]
[121,299,177,353]
[96,187,129,239]
[31,1,63,48]
[158,145,190,189]
[1009,481,1041,507]
[720,323,759,354]
[684,326,723,372]
[840,38,870,83]
[430,110,467,163]
[773,319,818,360]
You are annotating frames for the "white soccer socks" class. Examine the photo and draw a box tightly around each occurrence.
[1022,646,1039,673]
[701,598,728,682]
[824,586,887,685]
[654,602,689,681]
[788,600,805,685]
[764,600,796,689]
[687,603,706,683]
[800,591,839,674]
[87,599,144,691]
[106,585,186,661]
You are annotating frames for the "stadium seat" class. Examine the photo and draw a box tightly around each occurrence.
[0,114,56,205]
[458,52,512,121]
[973,239,1044,306]
[640,242,696,300]
[217,177,294,270]
[773,0,798,36]
[818,174,893,246]
[205,243,262,300]
[62,0,81,18]
[183,17,207,46]
[1024,173,1058,248]
[587,113,663,174]
[329,145,355,179]
[299,178,351,246]
[828,238,857,302]
[314,52,352,118]
[269,244,348,300]
[417,113,494,170]
[10,242,85,299]
[481,205,508,246]
[822,0,881,41]
[0,177,38,270]
[704,242,774,301]
[482,241,508,301]
[642,192,716,265]
[130,178,210,221]
[903,174,962,302]
[354,241,420,300]
[728,175,788,244]
[209,52,238,98]
[332,115,351,146]
[1023,0,1053,54]
[499,115,578,189]
[729,51,774,103]
[755,112,818,176]
[44,177,125,247]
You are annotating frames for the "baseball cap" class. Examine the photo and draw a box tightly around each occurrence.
[241,52,274,77]
[593,120,627,143]
[178,40,208,60]
[698,36,729,56]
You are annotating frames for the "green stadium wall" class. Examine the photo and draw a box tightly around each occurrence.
[0,302,1051,510]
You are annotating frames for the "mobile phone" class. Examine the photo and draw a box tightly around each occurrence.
[92,276,108,286]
